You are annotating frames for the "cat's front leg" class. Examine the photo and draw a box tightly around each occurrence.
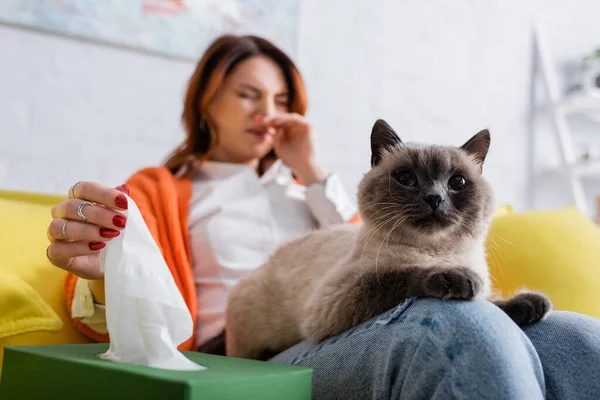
[301,266,485,344]
[492,291,552,326]
[407,266,484,300]
[300,266,415,343]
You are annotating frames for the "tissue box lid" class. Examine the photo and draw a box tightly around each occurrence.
[0,343,311,400]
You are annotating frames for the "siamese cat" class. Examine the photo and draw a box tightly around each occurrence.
[225,119,551,360]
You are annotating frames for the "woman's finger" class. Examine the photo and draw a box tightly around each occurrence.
[272,129,284,150]
[51,199,127,230]
[115,183,130,196]
[47,218,120,243]
[256,113,303,127]
[68,181,129,210]
[46,244,73,270]
[46,242,104,279]
[48,240,106,259]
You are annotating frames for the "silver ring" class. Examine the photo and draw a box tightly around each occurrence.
[77,201,93,223]
[71,181,82,199]
[62,220,70,240]
[46,246,60,263]
[46,246,71,270]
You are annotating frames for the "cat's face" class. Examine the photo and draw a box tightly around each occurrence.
[358,119,495,245]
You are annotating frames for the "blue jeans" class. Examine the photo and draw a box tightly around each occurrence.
[271,298,600,399]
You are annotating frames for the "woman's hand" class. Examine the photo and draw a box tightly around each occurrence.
[45,181,129,280]
[257,113,328,186]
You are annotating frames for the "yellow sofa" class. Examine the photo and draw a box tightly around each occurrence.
[0,190,92,377]
[1,189,599,378]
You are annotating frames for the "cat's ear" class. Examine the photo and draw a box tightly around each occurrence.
[371,119,403,167]
[460,129,490,172]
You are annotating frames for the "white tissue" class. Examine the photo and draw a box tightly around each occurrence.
[98,194,205,371]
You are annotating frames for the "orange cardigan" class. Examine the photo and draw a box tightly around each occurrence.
[64,166,360,351]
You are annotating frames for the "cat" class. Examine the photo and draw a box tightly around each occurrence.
[224,119,552,360]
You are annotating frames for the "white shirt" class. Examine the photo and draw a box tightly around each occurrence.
[188,160,357,346]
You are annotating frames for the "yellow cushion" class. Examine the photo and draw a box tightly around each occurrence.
[0,191,91,376]
[0,266,62,339]
[486,206,600,319]
[492,204,513,217]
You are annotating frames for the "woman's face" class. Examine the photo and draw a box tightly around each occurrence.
[206,55,290,165]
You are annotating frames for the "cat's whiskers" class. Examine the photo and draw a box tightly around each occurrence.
[486,236,508,284]
[462,213,489,234]
[361,208,403,242]
[372,215,407,289]
[460,220,489,245]
[466,215,517,252]
[356,209,405,291]
[482,233,509,286]
[360,215,398,258]
[358,209,403,275]
[460,216,508,285]
[360,210,402,245]
[367,205,401,221]
[359,201,400,213]
[384,215,407,248]
[492,234,516,249]
[456,212,486,237]
[482,239,504,287]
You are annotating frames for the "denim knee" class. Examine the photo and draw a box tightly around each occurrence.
[521,311,600,400]
[385,298,545,399]
[523,310,600,351]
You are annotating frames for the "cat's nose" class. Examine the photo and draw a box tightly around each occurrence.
[424,194,444,210]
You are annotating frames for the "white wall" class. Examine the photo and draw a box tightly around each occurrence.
[0,24,195,194]
[1,0,600,213]
[298,0,600,213]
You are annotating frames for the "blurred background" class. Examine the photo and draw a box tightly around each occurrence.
[0,0,599,219]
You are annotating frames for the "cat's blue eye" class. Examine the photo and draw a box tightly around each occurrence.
[448,175,468,191]
[393,170,417,187]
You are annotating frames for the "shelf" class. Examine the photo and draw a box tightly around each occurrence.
[537,159,600,181]
[529,24,600,217]
[556,90,600,119]
[571,159,600,177]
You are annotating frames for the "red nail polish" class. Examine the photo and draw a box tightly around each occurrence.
[115,195,128,209]
[89,241,106,251]
[113,215,127,228]
[100,228,120,238]
[121,184,130,196]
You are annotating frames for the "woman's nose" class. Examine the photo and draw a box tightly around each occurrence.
[255,98,276,118]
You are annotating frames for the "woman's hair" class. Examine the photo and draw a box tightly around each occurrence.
[163,34,308,176]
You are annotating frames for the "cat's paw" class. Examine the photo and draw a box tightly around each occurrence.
[422,267,483,300]
[494,291,552,326]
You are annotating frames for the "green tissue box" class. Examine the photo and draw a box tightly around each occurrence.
[0,343,311,400]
